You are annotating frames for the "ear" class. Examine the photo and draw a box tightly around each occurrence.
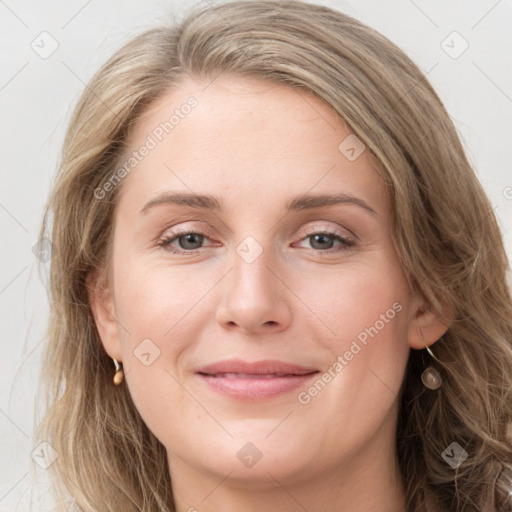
[407,292,452,350]
[86,268,123,361]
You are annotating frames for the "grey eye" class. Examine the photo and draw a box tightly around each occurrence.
[309,233,335,250]
[177,233,204,250]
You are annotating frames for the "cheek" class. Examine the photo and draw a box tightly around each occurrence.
[113,254,214,340]
[292,257,411,418]
[111,258,216,438]
[293,256,409,346]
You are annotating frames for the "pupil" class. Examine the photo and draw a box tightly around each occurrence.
[180,234,203,249]
[311,234,333,250]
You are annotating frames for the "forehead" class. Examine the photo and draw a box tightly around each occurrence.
[117,74,389,216]
[139,73,345,125]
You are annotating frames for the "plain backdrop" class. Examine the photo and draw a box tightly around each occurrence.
[1,0,511,510]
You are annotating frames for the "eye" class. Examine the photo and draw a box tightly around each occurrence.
[157,231,214,255]
[296,230,355,253]
[156,228,355,256]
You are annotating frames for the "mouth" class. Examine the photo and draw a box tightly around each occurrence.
[201,372,314,378]
[196,359,320,401]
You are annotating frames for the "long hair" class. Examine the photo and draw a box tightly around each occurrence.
[36,1,512,510]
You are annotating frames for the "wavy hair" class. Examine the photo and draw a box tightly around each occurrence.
[36,1,512,510]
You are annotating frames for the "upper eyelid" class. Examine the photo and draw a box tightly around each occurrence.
[160,218,354,234]
[296,222,354,238]
[160,224,353,238]
[158,221,215,239]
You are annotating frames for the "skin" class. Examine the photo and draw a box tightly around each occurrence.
[89,74,449,511]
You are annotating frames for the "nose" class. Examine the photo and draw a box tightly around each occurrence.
[215,247,292,335]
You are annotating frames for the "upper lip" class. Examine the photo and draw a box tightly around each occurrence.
[196,359,319,376]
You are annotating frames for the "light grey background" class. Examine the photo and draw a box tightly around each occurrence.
[1,0,511,510]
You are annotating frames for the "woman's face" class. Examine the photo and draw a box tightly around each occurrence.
[91,75,445,501]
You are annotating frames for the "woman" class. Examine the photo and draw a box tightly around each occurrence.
[36,1,512,510]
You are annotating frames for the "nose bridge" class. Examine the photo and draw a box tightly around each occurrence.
[232,238,272,294]
[215,233,292,333]
[230,235,278,307]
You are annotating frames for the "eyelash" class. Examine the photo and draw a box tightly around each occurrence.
[156,229,355,256]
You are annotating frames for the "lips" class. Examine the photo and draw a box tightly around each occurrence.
[196,359,319,401]
[197,359,318,377]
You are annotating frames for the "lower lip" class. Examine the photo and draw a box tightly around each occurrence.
[198,373,319,401]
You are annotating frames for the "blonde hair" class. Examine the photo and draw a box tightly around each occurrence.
[36,1,512,510]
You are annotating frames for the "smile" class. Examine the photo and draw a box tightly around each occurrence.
[196,359,320,401]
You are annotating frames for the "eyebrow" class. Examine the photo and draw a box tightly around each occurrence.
[140,191,377,215]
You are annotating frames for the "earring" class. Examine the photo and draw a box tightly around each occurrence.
[421,346,442,390]
[113,359,124,385]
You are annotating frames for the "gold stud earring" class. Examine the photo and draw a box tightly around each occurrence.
[113,359,124,385]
